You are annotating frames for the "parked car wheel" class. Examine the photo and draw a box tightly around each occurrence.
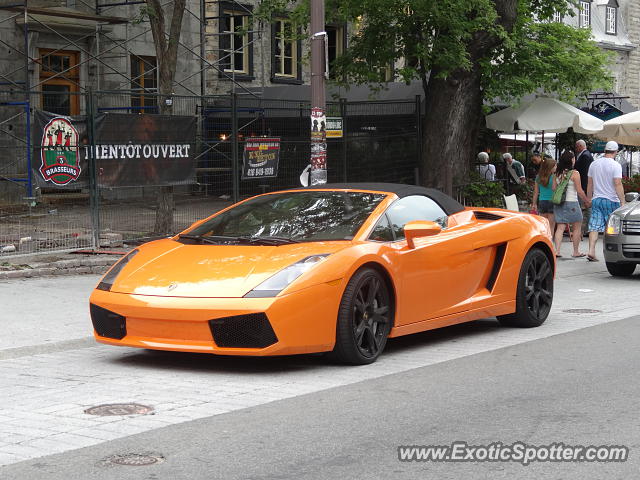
[498,248,553,328]
[330,268,392,365]
[606,262,636,277]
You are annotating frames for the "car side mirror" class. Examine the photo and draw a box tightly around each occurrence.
[625,192,639,203]
[404,220,442,249]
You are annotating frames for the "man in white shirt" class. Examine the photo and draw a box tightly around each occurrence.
[586,141,626,261]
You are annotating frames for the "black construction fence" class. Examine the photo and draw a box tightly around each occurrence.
[0,90,421,256]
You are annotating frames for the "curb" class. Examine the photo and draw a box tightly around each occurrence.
[0,257,116,281]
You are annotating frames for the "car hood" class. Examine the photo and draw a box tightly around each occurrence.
[616,201,640,220]
[110,238,348,298]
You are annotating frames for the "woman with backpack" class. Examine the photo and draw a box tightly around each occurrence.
[552,150,589,258]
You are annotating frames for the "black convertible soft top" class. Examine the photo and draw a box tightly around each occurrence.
[293,182,465,216]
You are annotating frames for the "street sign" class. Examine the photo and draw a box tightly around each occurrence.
[326,117,343,138]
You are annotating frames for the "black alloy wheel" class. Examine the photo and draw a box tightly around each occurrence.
[330,267,392,364]
[498,248,553,328]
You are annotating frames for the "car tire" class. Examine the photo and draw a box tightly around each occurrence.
[329,268,392,365]
[498,248,553,328]
[606,262,636,277]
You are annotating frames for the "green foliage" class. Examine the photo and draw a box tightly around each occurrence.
[484,17,613,104]
[460,173,505,208]
[622,174,640,193]
[132,5,154,25]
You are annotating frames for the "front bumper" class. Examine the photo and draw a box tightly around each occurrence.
[89,282,342,356]
[603,233,640,264]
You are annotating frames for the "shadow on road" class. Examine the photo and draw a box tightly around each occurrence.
[107,318,502,374]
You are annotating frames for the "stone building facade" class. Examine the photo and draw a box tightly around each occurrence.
[623,0,640,108]
[0,0,344,203]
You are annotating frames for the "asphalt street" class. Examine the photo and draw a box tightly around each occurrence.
[1,237,639,479]
[4,315,639,480]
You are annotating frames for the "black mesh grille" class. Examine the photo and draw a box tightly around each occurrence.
[90,304,127,339]
[209,313,278,348]
[474,211,504,221]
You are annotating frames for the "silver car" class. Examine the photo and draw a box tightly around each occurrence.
[604,192,640,276]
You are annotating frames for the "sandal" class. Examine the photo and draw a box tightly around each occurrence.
[586,255,599,262]
[572,253,586,258]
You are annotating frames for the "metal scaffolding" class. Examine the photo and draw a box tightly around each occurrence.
[0,0,266,201]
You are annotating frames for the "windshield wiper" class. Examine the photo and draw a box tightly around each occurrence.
[177,234,221,245]
[238,235,298,245]
[179,234,297,246]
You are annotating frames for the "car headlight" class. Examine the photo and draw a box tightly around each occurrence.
[244,254,329,298]
[606,215,622,235]
[96,249,138,291]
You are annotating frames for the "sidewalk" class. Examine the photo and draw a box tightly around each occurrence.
[0,251,124,281]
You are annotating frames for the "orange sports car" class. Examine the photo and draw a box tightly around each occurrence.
[89,183,555,364]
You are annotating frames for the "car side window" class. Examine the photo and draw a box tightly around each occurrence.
[386,195,448,240]
[369,214,395,242]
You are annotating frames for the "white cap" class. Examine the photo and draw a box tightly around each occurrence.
[605,140,619,151]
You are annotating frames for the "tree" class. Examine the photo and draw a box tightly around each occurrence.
[257,0,611,194]
[145,0,187,233]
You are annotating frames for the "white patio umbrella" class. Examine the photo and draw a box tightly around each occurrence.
[596,110,640,146]
[486,97,604,134]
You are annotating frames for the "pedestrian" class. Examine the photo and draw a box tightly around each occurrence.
[586,141,626,262]
[477,152,496,181]
[504,153,525,184]
[574,139,594,236]
[532,156,556,236]
[552,151,589,258]
[531,151,542,170]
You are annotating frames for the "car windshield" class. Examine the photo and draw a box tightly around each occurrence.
[187,191,386,242]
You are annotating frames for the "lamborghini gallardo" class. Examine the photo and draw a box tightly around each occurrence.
[89,183,555,364]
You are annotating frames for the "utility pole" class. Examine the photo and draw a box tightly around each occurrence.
[309,0,327,185]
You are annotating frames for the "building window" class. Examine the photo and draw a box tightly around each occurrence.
[552,11,562,23]
[273,18,296,77]
[39,49,80,116]
[579,1,591,28]
[326,25,345,79]
[130,55,157,112]
[220,8,250,75]
[271,18,301,83]
[606,6,617,34]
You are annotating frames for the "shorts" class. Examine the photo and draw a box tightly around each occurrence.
[554,201,582,224]
[538,200,554,214]
[588,197,620,232]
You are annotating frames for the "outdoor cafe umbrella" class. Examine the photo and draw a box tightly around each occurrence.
[596,110,640,146]
[486,97,604,134]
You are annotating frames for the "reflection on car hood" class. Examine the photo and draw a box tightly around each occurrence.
[110,238,348,298]
[615,201,640,220]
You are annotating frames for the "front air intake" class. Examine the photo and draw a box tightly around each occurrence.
[209,313,278,348]
[90,304,126,339]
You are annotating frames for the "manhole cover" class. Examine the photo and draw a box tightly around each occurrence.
[104,453,164,466]
[84,403,154,416]
[562,309,602,314]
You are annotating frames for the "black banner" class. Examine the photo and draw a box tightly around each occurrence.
[242,137,280,180]
[94,113,196,187]
[33,111,197,189]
